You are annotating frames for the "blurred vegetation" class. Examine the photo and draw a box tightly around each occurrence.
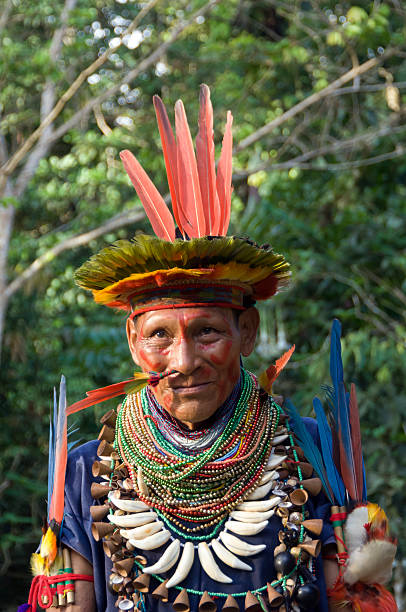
[0,0,405,606]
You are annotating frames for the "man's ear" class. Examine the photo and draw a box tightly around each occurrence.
[126,317,140,366]
[238,307,260,356]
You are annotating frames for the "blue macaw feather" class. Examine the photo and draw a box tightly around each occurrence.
[47,388,57,514]
[312,397,345,506]
[332,322,357,499]
[284,399,334,504]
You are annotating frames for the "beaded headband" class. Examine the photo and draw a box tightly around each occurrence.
[74,85,290,312]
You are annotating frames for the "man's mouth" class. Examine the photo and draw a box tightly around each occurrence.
[170,381,213,393]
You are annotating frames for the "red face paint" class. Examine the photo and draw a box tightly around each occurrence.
[128,307,251,429]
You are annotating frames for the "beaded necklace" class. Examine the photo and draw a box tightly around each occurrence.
[145,379,241,454]
[115,369,280,535]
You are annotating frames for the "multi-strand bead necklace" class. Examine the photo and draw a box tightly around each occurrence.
[115,369,280,537]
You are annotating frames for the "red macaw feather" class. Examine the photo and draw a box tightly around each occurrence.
[120,150,175,241]
[216,110,233,235]
[175,100,206,238]
[153,95,185,233]
[196,84,220,235]
[349,383,363,501]
[49,378,68,526]
[338,427,357,501]
[329,577,397,612]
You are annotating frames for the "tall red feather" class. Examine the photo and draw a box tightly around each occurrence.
[153,95,186,234]
[175,100,206,238]
[349,383,363,501]
[120,150,175,241]
[216,110,233,235]
[196,84,220,235]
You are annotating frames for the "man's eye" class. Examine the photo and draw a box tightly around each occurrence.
[151,329,168,339]
[200,327,217,336]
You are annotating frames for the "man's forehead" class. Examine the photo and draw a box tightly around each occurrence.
[135,306,237,327]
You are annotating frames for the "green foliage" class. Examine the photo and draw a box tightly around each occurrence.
[1,0,405,605]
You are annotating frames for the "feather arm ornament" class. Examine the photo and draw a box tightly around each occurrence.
[175,99,206,238]
[196,84,220,235]
[119,150,175,242]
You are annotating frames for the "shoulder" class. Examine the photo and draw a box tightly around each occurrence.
[66,440,99,479]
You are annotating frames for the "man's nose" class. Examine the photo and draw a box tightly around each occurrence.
[170,337,198,375]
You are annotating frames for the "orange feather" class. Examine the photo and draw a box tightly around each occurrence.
[120,150,175,241]
[196,84,220,235]
[259,345,295,392]
[216,110,233,235]
[175,100,206,238]
[66,373,152,416]
[153,95,185,233]
[66,379,133,416]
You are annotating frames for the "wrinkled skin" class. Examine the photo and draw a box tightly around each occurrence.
[126,306,260,429]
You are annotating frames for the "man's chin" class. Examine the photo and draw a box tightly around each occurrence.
[168,400,220,428]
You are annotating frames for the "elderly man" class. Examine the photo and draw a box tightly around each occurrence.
[25,87,395,612]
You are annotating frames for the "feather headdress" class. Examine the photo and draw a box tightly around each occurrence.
[75,85,290,314]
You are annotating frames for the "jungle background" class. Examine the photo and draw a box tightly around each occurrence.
[0,0,405,608]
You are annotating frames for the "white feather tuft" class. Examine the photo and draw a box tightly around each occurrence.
[344,505,369,555]
[344,539,397,585]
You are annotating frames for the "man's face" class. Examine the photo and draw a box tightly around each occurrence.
[126,306,259,429]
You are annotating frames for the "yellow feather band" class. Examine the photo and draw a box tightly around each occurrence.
[75,235,291,310]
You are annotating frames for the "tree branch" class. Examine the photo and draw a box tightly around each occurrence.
[234,52,395,153]
[327,81,406,96]
[14,0,78,198]
[5,209,145,300]
[233,122,406,178]
[46,0,220,146]
[0,0,218,192]
[0,0,12,35]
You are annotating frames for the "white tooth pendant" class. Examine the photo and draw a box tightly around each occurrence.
[266,454,287,470]
[120,521,164,541]
[143,539,181,574]
[129,529,171,551]
[236,498,279,512]
[272,434,289,445]
[211,539,252,571]
[197,542,232,584]
[247,481,274,500]
[230,509,275,523]
[219,532,266,556]
[137,466,149,497]
[166,542,194,589]
[108,511,157,528]
[258,470,277,486]
[108,492,150,513]
[225,520,268,536]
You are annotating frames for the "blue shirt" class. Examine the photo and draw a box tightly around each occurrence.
[61,418,334,611]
